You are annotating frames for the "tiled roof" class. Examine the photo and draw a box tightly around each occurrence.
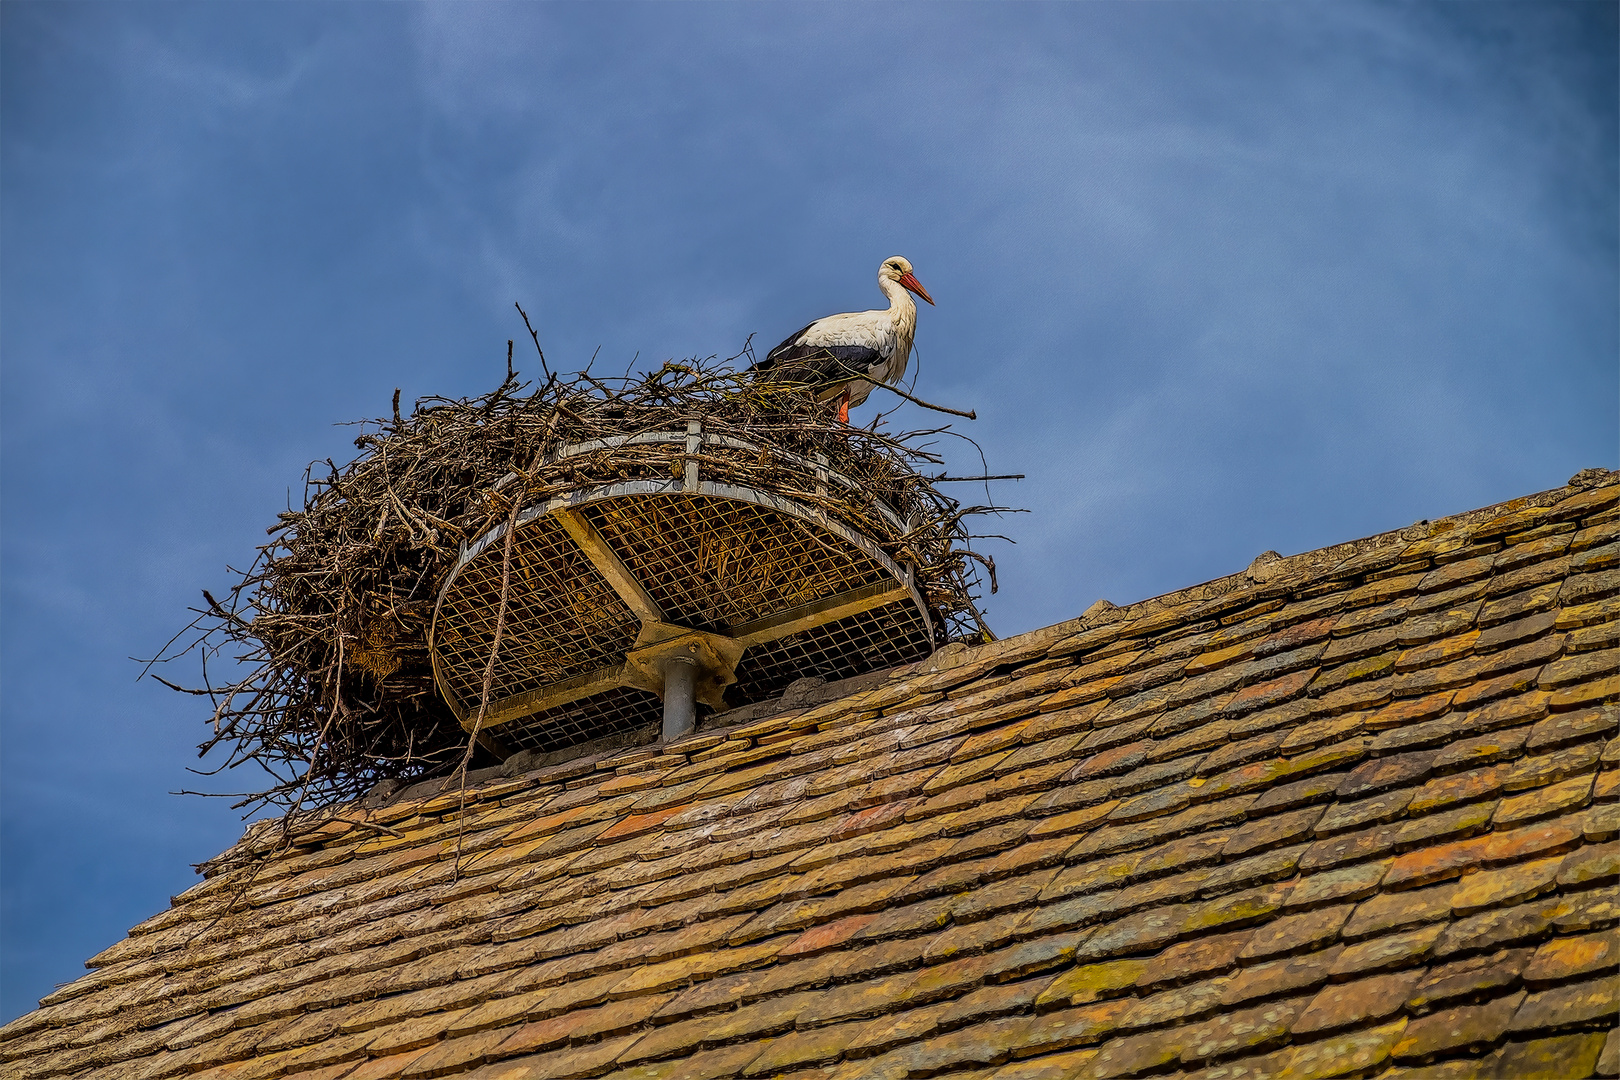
[5,474,1617,1080]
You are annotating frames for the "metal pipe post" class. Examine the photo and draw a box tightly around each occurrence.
[661,657,697,742]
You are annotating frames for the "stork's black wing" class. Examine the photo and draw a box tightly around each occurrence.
[753,334,882,392]
[750,322,820,373]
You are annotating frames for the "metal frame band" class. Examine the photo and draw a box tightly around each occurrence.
[486,430,912,535]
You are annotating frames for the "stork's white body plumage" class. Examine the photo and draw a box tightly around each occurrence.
[755,256,934,421]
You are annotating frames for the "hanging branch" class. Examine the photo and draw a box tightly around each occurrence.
[871,380,978,420]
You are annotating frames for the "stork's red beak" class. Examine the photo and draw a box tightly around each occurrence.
[898,271,935,306]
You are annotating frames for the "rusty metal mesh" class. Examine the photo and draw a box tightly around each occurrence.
[436,489,929,741]
[498,686,662,755]
[494,603,933,755]
[580,495,893,632]
[729,602,934,697]
[434,513,639,712]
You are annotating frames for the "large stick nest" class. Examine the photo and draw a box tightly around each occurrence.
[152,350,1012,814]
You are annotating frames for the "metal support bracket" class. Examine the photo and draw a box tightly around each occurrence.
[622,621,746,710]
[553,507,665,625]
[729,581,910,647]
[456,662,628,732]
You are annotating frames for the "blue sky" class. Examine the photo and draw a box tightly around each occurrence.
[1,1,1614,1022]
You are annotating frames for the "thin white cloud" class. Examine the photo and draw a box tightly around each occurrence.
[124,24,317,113]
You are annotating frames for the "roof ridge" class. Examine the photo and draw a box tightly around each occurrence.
[1022,469,1619,662]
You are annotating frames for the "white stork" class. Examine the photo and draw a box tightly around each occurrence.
[755,256,935,422]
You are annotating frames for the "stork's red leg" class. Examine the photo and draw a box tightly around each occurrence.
[837,390,850,424]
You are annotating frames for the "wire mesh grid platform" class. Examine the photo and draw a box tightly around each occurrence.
[430,430,937,755]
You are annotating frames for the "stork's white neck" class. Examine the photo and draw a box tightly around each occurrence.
[878,274,915,318]
[877,274,918,386]
[878,275,918,342]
